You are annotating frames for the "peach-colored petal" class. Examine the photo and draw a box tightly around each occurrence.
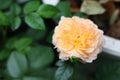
[52,16,104,63]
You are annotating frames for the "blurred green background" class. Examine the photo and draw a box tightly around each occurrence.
[0,0,120,80]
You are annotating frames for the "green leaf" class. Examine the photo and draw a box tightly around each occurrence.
[9,3,21,30]
[5,37,32,51]
[14,38,32,51]
[24,1,41,14]
[0,11,9,26]
[0,50,9,60]
[26,29,46,41]
[27,45,54,69]
[11,16,21,31]
[55,61,73,80]
[23,68,55,80]
[53,1,72,23]
[25,13,45,30]
[46,30,53,43]
[5,37,18,49]
[53,13,61,23]
[80,0,105,15]
[56,60,65,66]
[37,4,59,18]
[0,0,12,9]
[23,77,48,80]
[96,59,120,80]
[10,3,21,16]
[7,51,28,77]
[56,1,72,17]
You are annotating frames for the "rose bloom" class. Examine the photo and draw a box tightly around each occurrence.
[52,16,103,63]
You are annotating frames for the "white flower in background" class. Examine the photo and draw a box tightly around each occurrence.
[42,0,60,6]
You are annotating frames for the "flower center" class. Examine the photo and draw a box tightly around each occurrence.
[74,35,85,48]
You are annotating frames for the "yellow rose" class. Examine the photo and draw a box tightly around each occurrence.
[52,16,103,63]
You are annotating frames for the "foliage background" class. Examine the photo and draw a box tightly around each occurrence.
[0,0,120,80]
